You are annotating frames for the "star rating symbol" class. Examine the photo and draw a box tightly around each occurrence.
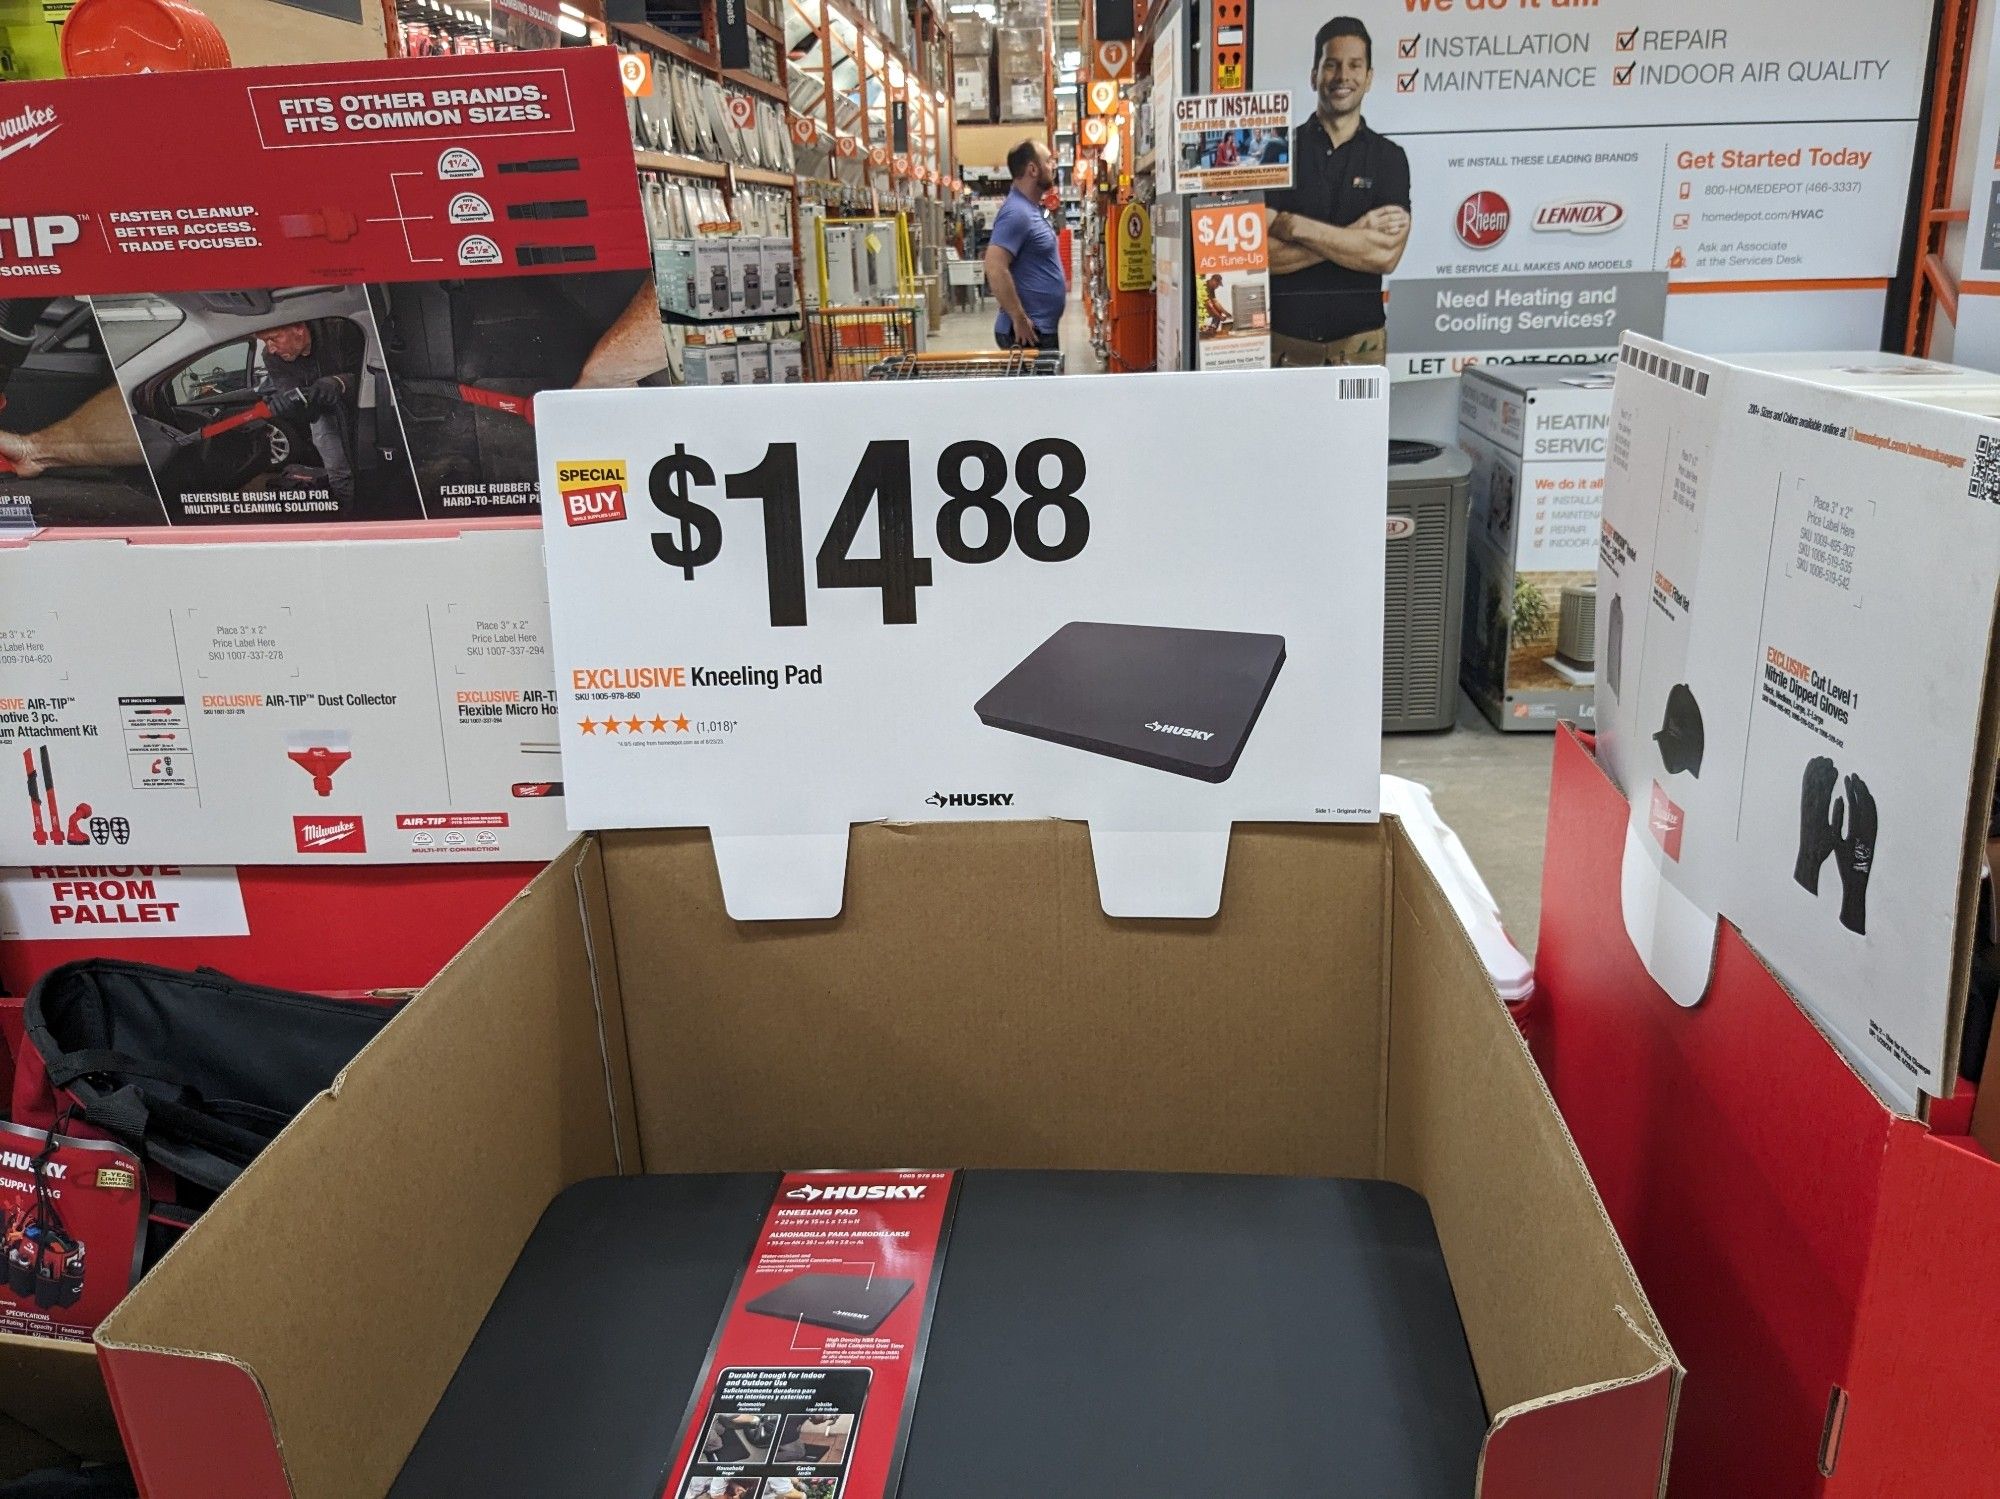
[625,717,645,733]
[576,711,693,736]
[578,717,598,734]
[648,715,668,733]
[673,714,690,733]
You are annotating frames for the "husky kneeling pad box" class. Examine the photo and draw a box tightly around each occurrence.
[389,1172,1487,1498]
[93,822,1680,1499]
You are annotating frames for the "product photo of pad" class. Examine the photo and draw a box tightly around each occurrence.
[742,1270,916,1333]
[975,622,1287,783]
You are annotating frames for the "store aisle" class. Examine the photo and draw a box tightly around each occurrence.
[931,299,1106,374]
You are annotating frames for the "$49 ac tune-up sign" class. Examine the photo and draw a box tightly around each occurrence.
[535,372,1391,917]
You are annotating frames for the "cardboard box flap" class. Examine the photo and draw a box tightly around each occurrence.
[1384,827,1677,1426]
[601,819,1389,1176]
[97,843,625,1499]
[0,1334,123,1469]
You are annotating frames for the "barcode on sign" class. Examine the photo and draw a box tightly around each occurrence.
[1970,433,2000,506]
[1338,376,1381,401]
[1619,343,1709,396]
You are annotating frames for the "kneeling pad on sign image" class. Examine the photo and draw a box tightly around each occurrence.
[387,1173,1485,1499]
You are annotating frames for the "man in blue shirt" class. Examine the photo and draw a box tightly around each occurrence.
[983,139,1067,352]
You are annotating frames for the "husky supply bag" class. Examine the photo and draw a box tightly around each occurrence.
[13,960,402,1266]
[0,1119,144,1342]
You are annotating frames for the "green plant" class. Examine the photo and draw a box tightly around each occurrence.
[1511,575,1551,639]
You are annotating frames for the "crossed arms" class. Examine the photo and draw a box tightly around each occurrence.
[1266,204,1410,277]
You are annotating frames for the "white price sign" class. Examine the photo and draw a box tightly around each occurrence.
[536,371,1389,918]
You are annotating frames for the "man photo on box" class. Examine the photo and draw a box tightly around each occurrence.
[1265,16,1410,367]
[255,322,359,507]
[984,138,1067,353]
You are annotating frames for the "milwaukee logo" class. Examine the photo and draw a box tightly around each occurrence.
[0,104,58,165]
[1145,721,1214,741]
[0,1151,63,1179]
[785,1183,927,1202]
[924,791,1015,808]
[293,816,366,854]
[830,1309,869,1319]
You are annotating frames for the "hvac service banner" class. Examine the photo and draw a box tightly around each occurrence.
[1248,2,1931,379]
[0,530,568,865]
[0,49,662,529]
[1594,338,2000,1110]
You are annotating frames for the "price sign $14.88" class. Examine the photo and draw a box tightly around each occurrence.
[646,434,1089,626]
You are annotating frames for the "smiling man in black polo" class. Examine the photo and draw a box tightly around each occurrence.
[1266,16,1410,367]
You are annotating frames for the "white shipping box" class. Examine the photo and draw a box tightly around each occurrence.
[0,531,569,864]
[1596,335,2000,1110]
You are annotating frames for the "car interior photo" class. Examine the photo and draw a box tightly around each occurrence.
[97,288,423,522]
[0,297,164,528]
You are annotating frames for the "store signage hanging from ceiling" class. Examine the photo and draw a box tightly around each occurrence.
[1086,78,1119,115]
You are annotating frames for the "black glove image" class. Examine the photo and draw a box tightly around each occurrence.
[265,386,312,419]
[1832,772,1875,935]
[1795,756,1839,893]
[308,374,348,411]
[1654,682,1705,776]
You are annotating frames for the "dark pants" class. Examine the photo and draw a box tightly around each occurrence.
[996,326,1061,353]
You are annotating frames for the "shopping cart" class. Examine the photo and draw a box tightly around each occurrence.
[804,305,921,382]
[865,350,1066,379]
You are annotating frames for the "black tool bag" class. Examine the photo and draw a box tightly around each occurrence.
[18,960,402,1264]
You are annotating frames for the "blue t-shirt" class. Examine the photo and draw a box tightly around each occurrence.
[990,188,1067,340]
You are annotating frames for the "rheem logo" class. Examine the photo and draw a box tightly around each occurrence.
[1454,191,1510,250]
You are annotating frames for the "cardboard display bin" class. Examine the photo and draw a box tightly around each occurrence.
[0,862,535,1485]
[97,820,1678,1499]
[1531,726,2000,1497]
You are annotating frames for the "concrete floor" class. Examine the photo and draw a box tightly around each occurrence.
[933,296,1107,373]
[931,287,1551,953]
[1383,692,1557,957]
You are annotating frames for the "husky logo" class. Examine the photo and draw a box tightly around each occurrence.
[1144,721,1215,741]
[785,1183,928,1202]
[924,791,1015,808]
[0,104,59,165]
[438,147,484,179]
[0,1151,63,1178]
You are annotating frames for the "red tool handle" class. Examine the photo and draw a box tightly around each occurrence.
[197,399,275,439]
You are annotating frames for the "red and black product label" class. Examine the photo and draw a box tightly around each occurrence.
[662,1171,958,1499]
[0,49,662,530]
[0,1119,144,1342]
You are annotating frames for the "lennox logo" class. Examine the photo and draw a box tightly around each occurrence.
[1532,198,1625,235]
[1145,721,1215,741]
[786,1183,928,1202]
[1454,190,1511,249]
[925,791,1015,808]
[1385,516,1416,540]
[0,103,59,165]
[293,816,366,854]
[0,1150,63,1179]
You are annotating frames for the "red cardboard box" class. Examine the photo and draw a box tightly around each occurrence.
[1533,725,2000,1496]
